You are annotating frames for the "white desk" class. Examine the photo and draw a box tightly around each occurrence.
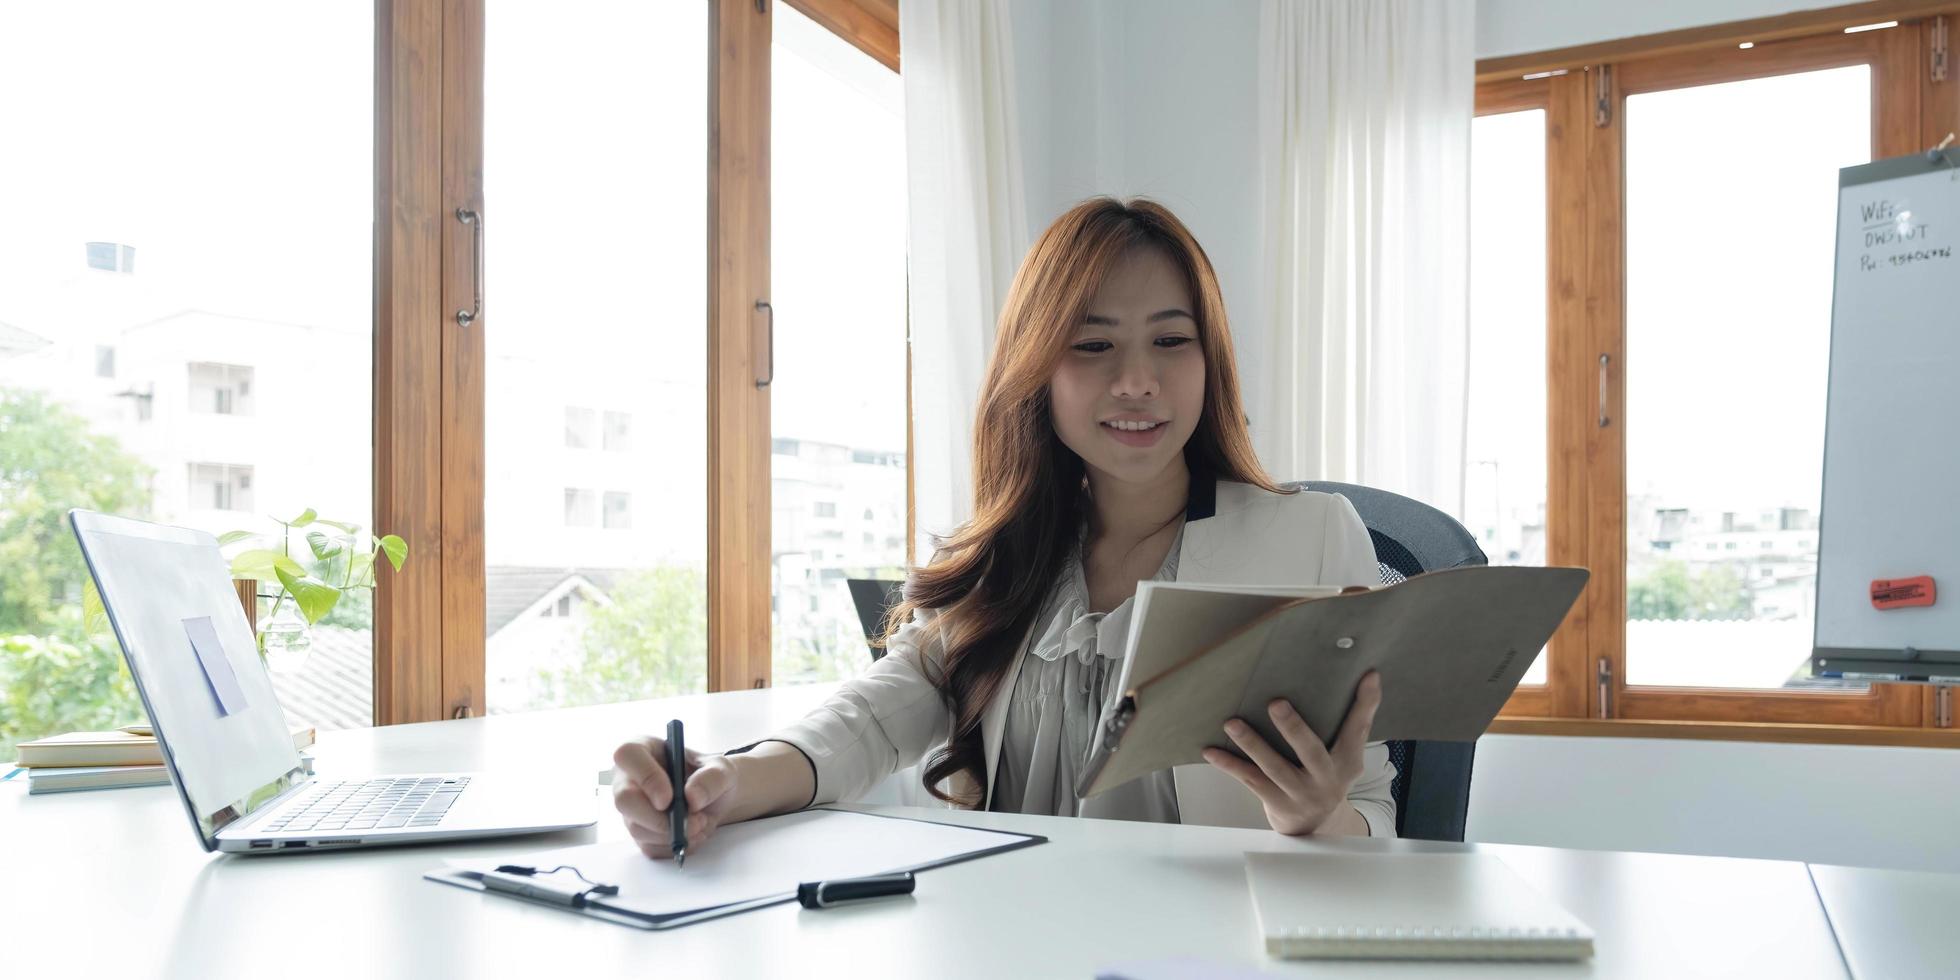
[0,687,1920,978]
[1809,863,1960,980]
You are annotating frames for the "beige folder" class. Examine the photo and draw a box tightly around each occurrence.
[1077,566,1589,798]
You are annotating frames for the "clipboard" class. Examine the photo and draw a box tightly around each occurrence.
[423,807,1045,931]
[1077,565,1589,798]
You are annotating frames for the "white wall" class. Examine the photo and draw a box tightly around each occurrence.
[1476,0,1847,59]
[1470,734,1960,873]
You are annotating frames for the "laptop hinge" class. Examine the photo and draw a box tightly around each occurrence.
[218,772,316,838]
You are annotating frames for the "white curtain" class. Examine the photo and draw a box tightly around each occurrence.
[1255,0,1475,518]
[901,0,1030,558]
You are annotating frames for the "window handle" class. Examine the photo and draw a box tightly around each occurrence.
[1597,353,1611,428]
[755,300,774,388]
[456,207,484,328]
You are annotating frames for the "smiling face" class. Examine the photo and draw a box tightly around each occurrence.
[1048,244,1207,491]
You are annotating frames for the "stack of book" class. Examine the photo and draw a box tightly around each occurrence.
[5,724,315,795]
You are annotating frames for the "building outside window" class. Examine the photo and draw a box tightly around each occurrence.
[188,462,254,512]
[187,362,253,416]
[564,406,596,449]
[84,241,135,273]
[563,487,598,527]
[603,410,631,452]
[602,490,631,530]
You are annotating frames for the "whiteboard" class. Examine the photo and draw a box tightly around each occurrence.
[1814,153,1960,667]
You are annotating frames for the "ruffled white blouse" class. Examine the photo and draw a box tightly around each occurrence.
[987,527,1185,821]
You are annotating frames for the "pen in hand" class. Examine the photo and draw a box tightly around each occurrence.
[666,718,688,867]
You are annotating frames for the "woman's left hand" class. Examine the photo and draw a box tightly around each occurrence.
[1202,671,1383,836]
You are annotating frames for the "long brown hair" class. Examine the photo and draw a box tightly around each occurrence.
[892,196,1283,805]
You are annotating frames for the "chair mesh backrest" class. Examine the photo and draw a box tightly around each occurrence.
[846,578,906,661]
[1370,530,1415,584]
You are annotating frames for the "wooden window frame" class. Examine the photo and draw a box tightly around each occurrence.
[375,0,475,724]
[1473,71,1605,724]
[708,0,774,693]
[1482,8,1960,745]
[1601,28,1923,730]
[372,0,909,720]
[784,0,898,71]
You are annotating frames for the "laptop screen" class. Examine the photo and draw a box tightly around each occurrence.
[70,511,305,847]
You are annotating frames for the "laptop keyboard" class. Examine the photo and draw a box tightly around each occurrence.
[261,776,471,835]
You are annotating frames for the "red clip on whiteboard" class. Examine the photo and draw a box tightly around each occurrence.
[1870,576,1936,610]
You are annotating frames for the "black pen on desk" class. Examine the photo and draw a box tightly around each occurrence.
[797,872,916,909]
[666,718,688,867]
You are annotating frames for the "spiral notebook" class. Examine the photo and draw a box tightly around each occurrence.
[1245,852,1594,961]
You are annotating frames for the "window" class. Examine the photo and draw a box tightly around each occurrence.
[188,462,254,513]
[1478,18,1938,736]
[766,5,908,687]
[563,406,596,449]
[563,488,598,528]
[188,362,254,416]
[1468,100,1551,686]
[603,410,631,452]
[485,0,708,712]
[84,241,135,273]
[1623,65,1865,691]
[603,491,631,530]
[0,4,373,756]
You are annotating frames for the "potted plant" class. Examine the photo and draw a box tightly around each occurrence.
[220,509,407,672]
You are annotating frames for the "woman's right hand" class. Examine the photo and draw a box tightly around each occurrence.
[610,735,740,859]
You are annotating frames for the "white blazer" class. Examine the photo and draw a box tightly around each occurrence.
[762,480,1398,836]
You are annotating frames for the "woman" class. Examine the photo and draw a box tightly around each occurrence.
[611,197,1393,855]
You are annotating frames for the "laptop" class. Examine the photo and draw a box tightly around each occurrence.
[69,509,596,853]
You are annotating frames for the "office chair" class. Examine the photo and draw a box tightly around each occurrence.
[844,481,1486,842]
[847,577,906,662]
[1296,480,1487,843]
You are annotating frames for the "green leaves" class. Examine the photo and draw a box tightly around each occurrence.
[305,530,345,562]
[0,387,151,640]
[210,508,406,644]
[273,566,342,626]
[230,549,305,582]
[81,579,110,637]
[379,534,408,573]
[347,552,377,589]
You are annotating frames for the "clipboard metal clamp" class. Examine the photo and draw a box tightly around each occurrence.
[1099,695,1137,753]
[481,864,620,908]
